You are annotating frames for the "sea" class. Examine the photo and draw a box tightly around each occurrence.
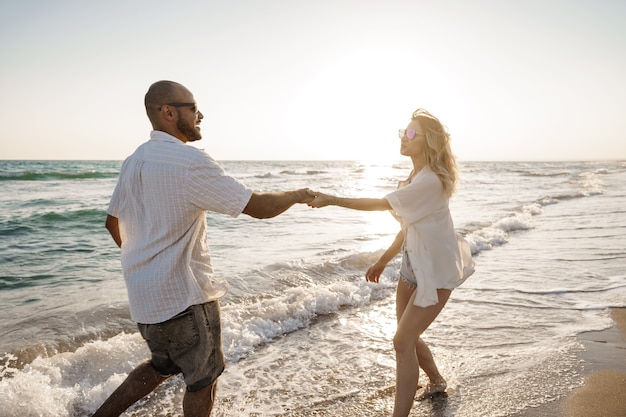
[0,159,625,417]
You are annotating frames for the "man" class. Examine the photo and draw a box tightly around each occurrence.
[94,80,313,417]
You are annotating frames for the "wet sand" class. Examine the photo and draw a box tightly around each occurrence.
[516,308,626,417]
[284,309,626,417]
[562,308,626,417]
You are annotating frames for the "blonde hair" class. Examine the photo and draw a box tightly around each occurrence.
[412,108,458,196]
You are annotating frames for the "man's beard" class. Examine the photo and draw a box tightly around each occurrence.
[177,112,202,142]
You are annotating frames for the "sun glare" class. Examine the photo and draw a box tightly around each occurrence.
[280,44,470,161]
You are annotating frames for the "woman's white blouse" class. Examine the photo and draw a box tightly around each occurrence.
[385,167,475,307]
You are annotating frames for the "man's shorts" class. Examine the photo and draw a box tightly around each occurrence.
[137,301,225,392]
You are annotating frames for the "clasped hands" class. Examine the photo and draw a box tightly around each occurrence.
[297,188,383,283]
[297,189,333,208]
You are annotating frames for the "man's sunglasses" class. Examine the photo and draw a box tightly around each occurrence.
[159,102,198,113]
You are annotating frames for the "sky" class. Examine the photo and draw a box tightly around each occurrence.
[1,0,625,162]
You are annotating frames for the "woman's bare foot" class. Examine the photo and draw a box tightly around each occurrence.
[415,379,447,401]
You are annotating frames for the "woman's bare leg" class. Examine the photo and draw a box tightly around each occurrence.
[395,281,445,384]
[392,288,451,417]
[415,338,445,385]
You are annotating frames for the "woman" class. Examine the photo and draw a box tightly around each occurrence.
[309,109,474,417]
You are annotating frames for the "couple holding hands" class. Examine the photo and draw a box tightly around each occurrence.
[96,80,474,417]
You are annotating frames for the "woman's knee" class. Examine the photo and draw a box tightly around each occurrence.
[393,332,418,356]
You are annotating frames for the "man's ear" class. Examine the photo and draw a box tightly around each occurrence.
[160,105,177,122]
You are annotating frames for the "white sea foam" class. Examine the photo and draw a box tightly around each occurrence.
[465,202,542,253]
[0,333,147,416]
[574,170,606,196]
[0,278,395,416]
[222,278,390,361]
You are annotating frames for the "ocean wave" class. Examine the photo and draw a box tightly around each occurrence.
[0,223,33,237]
[39,209,104,223]
[505,163,613,178]
[0,275,56,291]
[512,170,572,177]
[0,171,119,182]
[199,273,394,362]
[222,283,367,361]
[0,278,392,394]
[0,332,145,416]
[253,172,275,178]
[570,171,605,196]
[514,281,626,296]
[464,167,609,254]
[465,202,541,253]
[391,163,408,170]
[216,250,402,362]
[279,169,328,175]
[1,209,106,232]
[249,169,329,179]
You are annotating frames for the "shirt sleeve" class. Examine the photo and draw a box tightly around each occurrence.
[107,182,121,217]
[186,152,253,217]
[107,156,132,217]
[384,170,446,226]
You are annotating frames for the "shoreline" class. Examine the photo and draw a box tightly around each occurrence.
[563,308,626,417]
[515,308,626,417]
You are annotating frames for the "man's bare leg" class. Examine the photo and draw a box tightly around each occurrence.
[93,360,169,417]
[183,381,218,417]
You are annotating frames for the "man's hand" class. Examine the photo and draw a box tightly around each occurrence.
[243,188,316,219]
[307,191,334,208]
[297,188,316,204]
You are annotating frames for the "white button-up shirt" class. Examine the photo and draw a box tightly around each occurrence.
[385,167,474,307]
[107,131,253,324]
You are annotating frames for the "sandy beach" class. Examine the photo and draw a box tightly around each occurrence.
[562,308,626,417]
[516,308,626,417]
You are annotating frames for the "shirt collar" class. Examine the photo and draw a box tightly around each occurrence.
[150,130,182,144]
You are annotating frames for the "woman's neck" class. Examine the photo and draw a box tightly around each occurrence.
[411,156,426,176]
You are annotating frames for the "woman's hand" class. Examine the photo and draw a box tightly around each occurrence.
[365,260,387,283]
[307,192,334,208]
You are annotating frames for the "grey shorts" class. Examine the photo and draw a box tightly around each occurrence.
[137,301,225,392]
